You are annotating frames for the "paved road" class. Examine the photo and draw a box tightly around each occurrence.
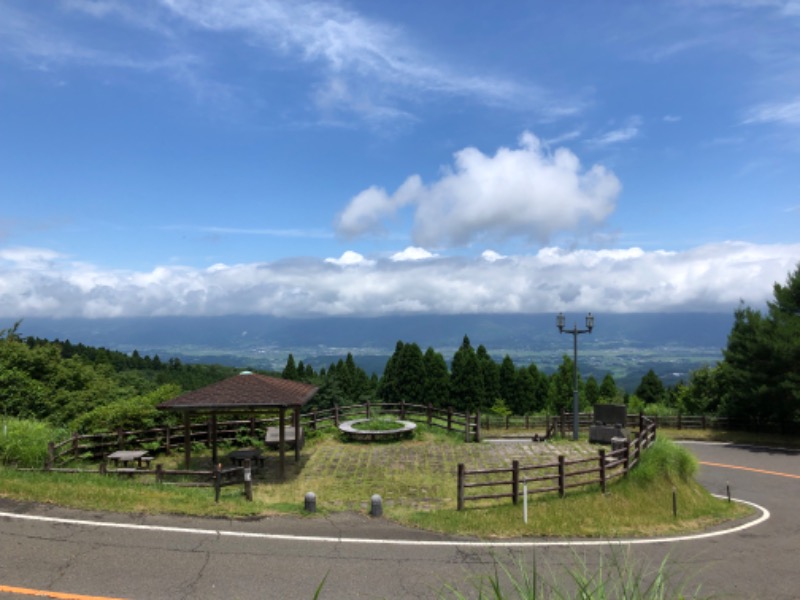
[0,442,797,599]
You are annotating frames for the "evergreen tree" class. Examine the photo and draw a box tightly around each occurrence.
[547,355,577,414]
[498,355,516,407]
[511,367,535,414]
[476,345,499,411]
[396,342,426,405]
[599,373,620,402]
[282,354,298,380]
[377,341,404,404]
[527,364,549,413]
[422,347,450,407]
[450,336,484,411]
[636,369,665,404]
[584,375,600,406]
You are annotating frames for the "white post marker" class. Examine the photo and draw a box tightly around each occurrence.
[523,477,528,524]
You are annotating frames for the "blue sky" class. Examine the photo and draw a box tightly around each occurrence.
[1,0,799,319]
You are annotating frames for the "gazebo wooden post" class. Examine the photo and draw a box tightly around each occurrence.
[279,406,286,480]
[183,412,191,469]
[211,413,219,466]
[293,406,301,463]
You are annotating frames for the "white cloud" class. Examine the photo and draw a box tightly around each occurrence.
[743,98,800,125]
[336,176,422,238]
[390,247,436,262]
[337,132,621,247]
[1,1,581,124]
[324,250,374,267]
[588,116,642,146]
[481,250,506,262]
[1,242,798,318]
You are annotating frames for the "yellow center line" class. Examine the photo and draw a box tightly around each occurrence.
[700,461,800,480]
[0,585,127,600]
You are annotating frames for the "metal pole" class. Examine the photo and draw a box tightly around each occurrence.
[573,326,579,441]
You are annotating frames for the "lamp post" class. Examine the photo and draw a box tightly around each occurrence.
[556,312,594,440]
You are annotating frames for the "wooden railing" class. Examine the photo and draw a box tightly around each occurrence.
[33,462,253,501]
[456,418,657,510]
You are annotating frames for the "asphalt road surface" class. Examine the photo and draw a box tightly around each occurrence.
[0,441,797,599]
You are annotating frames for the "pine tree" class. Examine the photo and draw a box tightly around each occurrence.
[282,354,298,380]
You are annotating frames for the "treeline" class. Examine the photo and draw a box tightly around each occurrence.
[283,335,624,416]
[0,321,244,432]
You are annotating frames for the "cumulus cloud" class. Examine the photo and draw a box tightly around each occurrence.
[1,242,798,319]
[337,132,621,248]
[390,247,436,262]
[324,251,374,267]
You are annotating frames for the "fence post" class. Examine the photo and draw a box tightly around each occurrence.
[447,406,453,432]
[639,412,644,433]
[400,399,406,420]
[99,460,107,475]
[243,459,253,502]
[635,433,642,465]
[464,410,471,443]
[702,414,707,430]
[214,463,222,503]
[512,460,520,505]
[427,403,433,426]
[249,417,256,437]
[677,412,682,430]
[72,433,80,459]
[312,411,318,432]
[624,442,631,476]
[599,448,606,494]
[117,428,125,450]
[366,400,371,419]
[457,463,465,511]
[46,442,54,470]
[165,426,172,455]
[334,404,340,427]
[155,464,164,484]
[558,455,566,498]
[475,410,481,443]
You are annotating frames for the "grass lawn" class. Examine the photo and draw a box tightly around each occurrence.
[0,426,751,538]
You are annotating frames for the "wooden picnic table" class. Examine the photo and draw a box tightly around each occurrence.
[228,448,265,468]
[107,450,153,469]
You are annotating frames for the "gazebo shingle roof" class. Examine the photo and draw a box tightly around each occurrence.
[158,372,318,411]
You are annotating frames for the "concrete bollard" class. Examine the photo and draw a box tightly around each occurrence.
[304,492,317,513]
[370,494,383,517]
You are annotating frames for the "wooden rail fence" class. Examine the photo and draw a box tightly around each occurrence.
[46,401,483,467]
[456,418,657,510]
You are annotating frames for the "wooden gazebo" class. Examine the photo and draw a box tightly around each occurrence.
[158,371,318,478]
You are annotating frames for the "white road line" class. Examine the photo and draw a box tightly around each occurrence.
[0,496,769,548]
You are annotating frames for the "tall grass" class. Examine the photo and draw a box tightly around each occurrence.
[439,548,707,599]
[628,437,698,484]
[0,417,66,468]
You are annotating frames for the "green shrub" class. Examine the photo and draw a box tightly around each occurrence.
[70,384,181,433]
[0,417,67,468]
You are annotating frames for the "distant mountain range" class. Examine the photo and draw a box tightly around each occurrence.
[12,313,734,391]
